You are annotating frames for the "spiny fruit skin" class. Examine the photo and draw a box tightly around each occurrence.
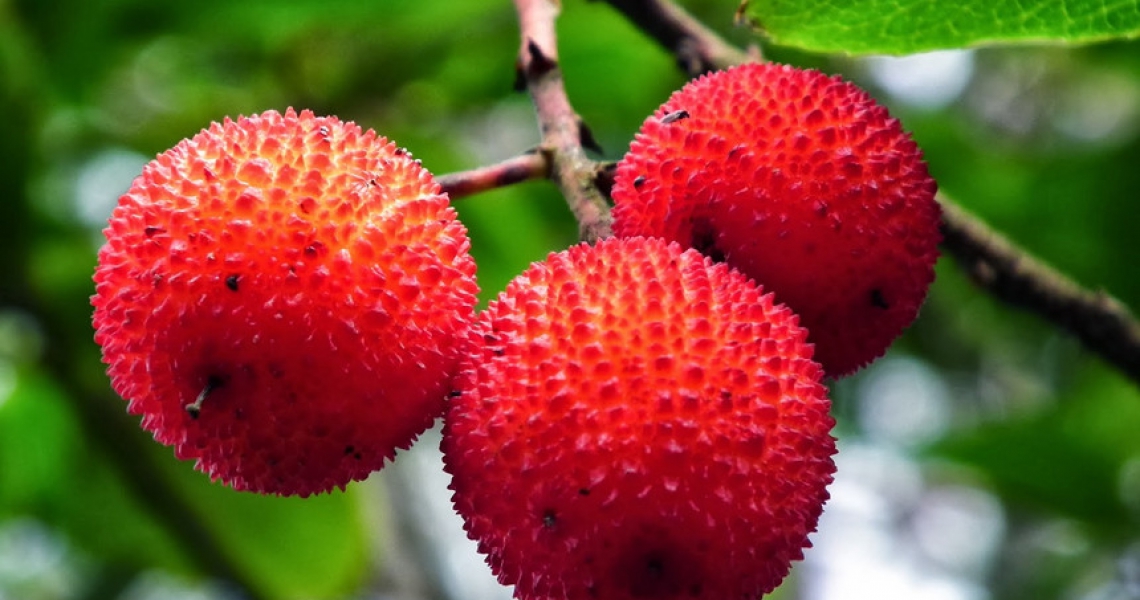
[92,108,478,496]
[442,237,836,600]
[611,62,941,377]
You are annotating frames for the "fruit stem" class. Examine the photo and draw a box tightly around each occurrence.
[186,376,223,418]
[437,151,549,200]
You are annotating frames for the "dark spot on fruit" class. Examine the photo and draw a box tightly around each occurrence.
[448,390,462,398]
[633,176,646,189]
[484,333,498,344]
[144,226,164,238]
[225,274,240,291]
[493,349,505,357]
[305,241,326,256]
[587,584,599,598]
[542,510,557,528]
[268,363,285,379]
[661,109,690,124]
[344,445,355,455]
[645,556,664,578]
[691,218,726,263]
[578,488,590,496]
[625,551,682,598]
[614,530,706,599]
[870,288,890,309]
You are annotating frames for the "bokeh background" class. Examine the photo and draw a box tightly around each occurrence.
[1,0,1139,599]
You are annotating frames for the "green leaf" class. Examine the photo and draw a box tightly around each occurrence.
[0,368,79,510]
[740,0,1140,55]
[3,366,372,597]
[927,364,1140,537]
[455,182,579,306]
[0,369,195,576]
[167,458,372,600]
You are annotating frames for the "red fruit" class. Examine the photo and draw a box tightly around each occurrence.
[612,62,941,377]
[92,108,478,496]
[443,237,836,600]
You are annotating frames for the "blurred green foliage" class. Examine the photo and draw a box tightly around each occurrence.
[1,0,1139,598]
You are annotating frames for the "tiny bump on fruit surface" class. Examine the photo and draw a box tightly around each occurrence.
[92,108,478,496]
[442,236,836,600]
[611,62,941,377]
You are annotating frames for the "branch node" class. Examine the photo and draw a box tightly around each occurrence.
[525,38,558,77]
[594,161,618,200]
[578,119,604,154]
[676,39,711,76]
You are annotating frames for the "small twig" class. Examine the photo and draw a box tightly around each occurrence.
[437,151,549,200]
[514,0,613,242]
[939,198,1140,385]
[437,153,618,207]
[600,0,755,76]
[600,0,1140,386]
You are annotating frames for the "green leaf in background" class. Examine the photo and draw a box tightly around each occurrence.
[1,364,373,599]
[739,0,1140,55]
[0,369,196,587]
[168,462,372,600]
[927,363,1140,538]
[455,183,579,306]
